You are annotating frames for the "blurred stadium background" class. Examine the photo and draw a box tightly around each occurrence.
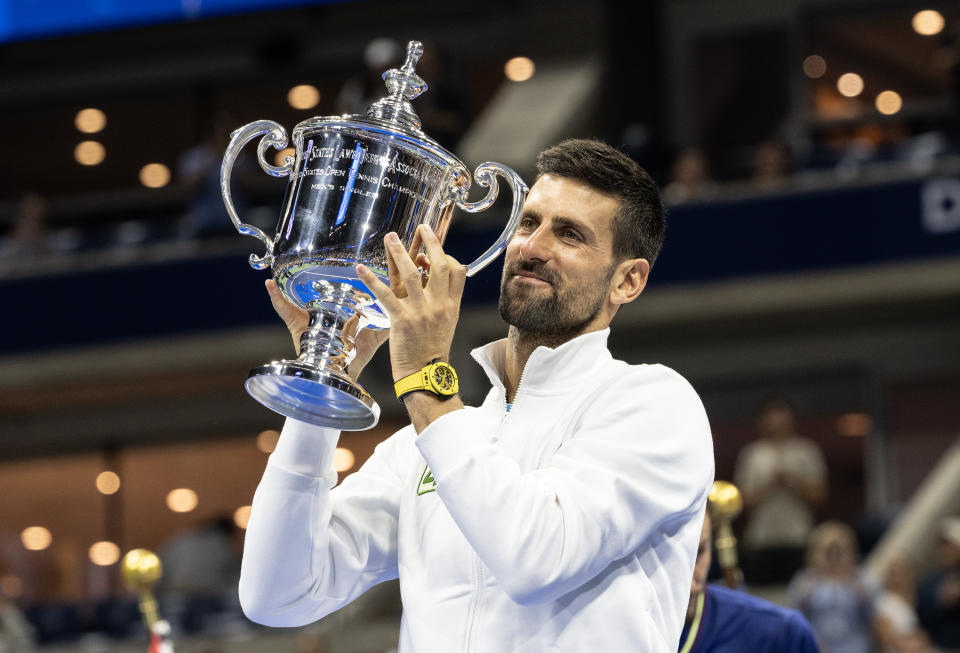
[0,0,958,651]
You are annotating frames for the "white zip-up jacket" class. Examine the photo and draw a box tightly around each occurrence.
[240,328,715,652]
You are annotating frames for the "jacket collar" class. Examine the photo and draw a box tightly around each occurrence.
[470,328,614,397]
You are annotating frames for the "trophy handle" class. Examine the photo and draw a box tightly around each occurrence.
[454,162,529,277]
[220,119,293,270]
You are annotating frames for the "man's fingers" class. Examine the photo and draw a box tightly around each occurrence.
[385,235,407,299]
[357,263,403,315]
[407,229,423,264]
[266,278,284,306]
[266,280,294,319]
[266,279,309,355]
[266,280,307,328]
[408,230,430,286]
[415,253,431,288]
[419,224,450,295]
[342,312,360,349]
[384,232,424,305]
[446,255,467,301]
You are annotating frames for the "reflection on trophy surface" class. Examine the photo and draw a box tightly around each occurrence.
[221,40,528,430]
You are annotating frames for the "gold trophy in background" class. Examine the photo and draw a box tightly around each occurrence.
[122,549,174,652]
[708,480,744,589]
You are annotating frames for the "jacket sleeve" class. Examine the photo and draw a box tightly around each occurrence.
[238,418,405,626]
[415,366,714,606]
[779,610,823,653]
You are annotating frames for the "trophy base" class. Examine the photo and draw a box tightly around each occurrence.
[245,362,381,431]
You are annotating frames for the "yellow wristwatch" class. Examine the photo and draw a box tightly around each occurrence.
[394,359,459,401]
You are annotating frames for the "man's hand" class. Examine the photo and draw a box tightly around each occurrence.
[265,229,433,381]
[266,279,309,355]
[356,225,466,381]
[356,224,466,433]
[266,280,391,380]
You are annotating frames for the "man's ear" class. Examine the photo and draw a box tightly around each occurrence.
[610,258,650,306]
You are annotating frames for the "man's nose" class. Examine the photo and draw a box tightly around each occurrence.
[518,224,552,262]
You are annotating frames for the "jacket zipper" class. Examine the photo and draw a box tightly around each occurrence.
[463,371,529,651]
[502,359,530,424]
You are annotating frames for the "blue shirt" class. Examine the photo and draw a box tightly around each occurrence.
[679,584,820,653]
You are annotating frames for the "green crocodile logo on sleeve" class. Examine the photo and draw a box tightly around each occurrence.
[417,465,437,495]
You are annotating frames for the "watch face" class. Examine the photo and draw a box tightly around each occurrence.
[430,363,458,395]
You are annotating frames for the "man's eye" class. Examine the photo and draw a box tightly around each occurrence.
[517,219,536,230]
[560,229,581,241]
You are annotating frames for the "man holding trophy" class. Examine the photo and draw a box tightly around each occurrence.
[231,42,713,651]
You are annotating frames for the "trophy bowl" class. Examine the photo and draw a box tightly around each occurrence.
[221,41,528,430]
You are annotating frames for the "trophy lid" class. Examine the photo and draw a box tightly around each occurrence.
[365,40,428,132]
[290,38,467,177]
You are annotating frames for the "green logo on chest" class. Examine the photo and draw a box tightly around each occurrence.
[417,465,437,495]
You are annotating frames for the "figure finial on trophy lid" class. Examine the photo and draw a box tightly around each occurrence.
[366,39,428,130]
[401,41,423,73]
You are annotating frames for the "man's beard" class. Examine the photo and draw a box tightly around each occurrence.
[498,259,614,341]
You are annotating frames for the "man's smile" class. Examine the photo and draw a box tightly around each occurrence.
[511,270,552,285]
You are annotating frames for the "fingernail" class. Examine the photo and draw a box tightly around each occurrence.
[387,232,400,244]
[356,264,367,274]
[424,224,434,235]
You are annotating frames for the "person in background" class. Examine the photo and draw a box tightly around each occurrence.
[734,398,828,584]
[0,596,35,653]
[662,147,719,205]
[0,193,50,264]
[335,37,403,116]
[917,517,960,649]
[788,521,878,653]
[679,510,820,653]
[751,139,791,189]
[177,113,244,239]
[410,41,469,151]
[874,556,935,653]
[294,631,330,653]
[157,515,241,634]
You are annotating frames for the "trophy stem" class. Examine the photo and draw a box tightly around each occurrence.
[298,306,359,374]
[245,280,381,430]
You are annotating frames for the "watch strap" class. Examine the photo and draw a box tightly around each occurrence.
[394,367,431,399]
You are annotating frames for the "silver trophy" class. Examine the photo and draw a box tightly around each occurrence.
[221,41,528,430]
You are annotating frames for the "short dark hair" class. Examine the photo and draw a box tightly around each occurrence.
[536,139,665,266]
[755,396,797,417]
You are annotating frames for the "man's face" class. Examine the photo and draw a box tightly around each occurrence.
[498,174,622,338]
[936,537,960,568]
[688,512,712,621]
[758,403,797,439]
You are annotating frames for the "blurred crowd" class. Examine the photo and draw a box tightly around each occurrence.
[661,123,957,207]
[0,37,471,272]
[1,31,957,272]
[724,398,960,653]
[5,127,955,273]
[779,516,960,653]
[0,397,957,652]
